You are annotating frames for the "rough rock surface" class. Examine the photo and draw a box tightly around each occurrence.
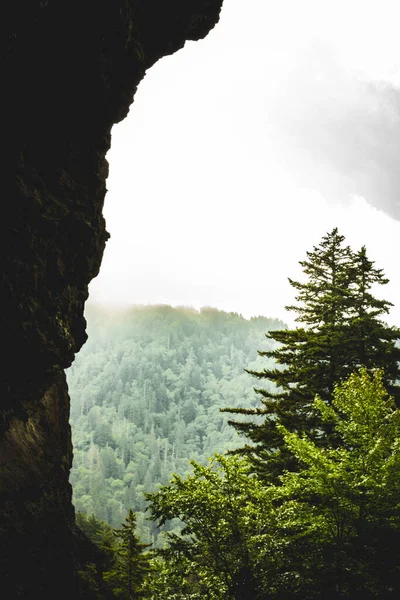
[1,1,223,597]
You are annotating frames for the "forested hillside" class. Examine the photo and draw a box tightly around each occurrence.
[67,305,285,541]
[71,233,400,599]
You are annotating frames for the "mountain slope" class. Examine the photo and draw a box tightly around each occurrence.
[67,304,285,542]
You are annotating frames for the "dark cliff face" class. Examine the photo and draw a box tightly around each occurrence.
[1,1,223,597]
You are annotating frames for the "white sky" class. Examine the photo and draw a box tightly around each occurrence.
[89,0,400,326]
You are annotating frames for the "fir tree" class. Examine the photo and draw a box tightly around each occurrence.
[224,229,400,478]
[104,510,152,599]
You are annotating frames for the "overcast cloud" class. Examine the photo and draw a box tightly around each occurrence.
[271,40,400,220]
[89,0,400,326]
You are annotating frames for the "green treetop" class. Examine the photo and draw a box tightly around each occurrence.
[224,229,400,477]
[104,509,152,599]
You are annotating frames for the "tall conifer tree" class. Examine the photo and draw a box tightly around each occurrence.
[224,229,400,477]
[104,510,152,599]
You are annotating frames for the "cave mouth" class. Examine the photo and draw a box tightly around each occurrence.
[2,2,224,597]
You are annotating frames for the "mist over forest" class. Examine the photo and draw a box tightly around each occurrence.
[68,230,400,599]
[68,304,284,539]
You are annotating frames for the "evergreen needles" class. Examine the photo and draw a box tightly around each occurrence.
[223,229,400,478]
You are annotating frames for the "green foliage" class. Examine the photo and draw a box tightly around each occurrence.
[146,454,276,599]
[104,510,153,599]
[76,511,116,556]
[274,368,400,597]
[146,370,400,598]
[224,229,400,477]
[67,305,284,541]
[76,510,153,600]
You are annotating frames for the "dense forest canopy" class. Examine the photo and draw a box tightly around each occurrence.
[69,231,400,599]
[67,305,285,539]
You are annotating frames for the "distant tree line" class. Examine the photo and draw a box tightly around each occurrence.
[74,230,400,598]
[68,305,284,540]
